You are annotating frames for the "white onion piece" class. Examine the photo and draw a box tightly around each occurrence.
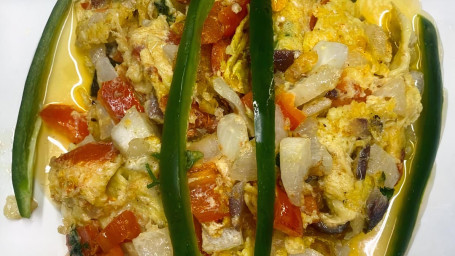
[410,70,424,94]
[217,113,249,160]
[132,227,173,256]
[111,107,159,154]
[231,141,257,181]
[310,137,332,175]
[373,77,406,116]
[275,105,288,150]
[313,41,348,70]
[294,117,318,137]
[90,45,118,82]
[290,249,324,256]
[280,137,311,206]
[163,44,178,62]
[202,228,243,253]
[301,97,332,117]
[290,65,342,106]
[367,144,400,188]
[213,77,254,135]
[188,134,220,161]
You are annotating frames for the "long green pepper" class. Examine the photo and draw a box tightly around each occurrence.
[249,0,276,255]
[159,0,214,255]
[12,0,72,218]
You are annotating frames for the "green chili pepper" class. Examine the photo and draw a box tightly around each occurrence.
[249,0,276,255]
[12,0,72,218]
[159,0,214,254]
[386,16,443,256]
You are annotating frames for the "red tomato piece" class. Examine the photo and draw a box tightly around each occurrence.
[273,186,304,237]
[77,224,101,256]
[96,211,141,253]
[201,2,224,44]
[218,3,247,37]
[241,91,254,110]
[188,163,230,223]
[276,92,306,130]
[54,142,118,165]
[97,77,144,123]
[40,104,89,144]
[211,38,231,73]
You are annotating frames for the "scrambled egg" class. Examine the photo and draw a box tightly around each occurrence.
[47,0,423,255]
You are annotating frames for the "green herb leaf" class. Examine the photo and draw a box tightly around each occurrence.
[154,0,175,23]
[151,152,161,160]
[380,187,395,200]
[67,228,86,256]
[186,150,204,170]
[146,163,160,188]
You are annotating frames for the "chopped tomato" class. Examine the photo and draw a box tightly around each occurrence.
[167,21,185,44]
[96,211,141,253]
[187,102,218,140]
[100,245,124,256]
[241,91,254,110]
[97,77,144,123]
[218,2,248,37]
[201,0,249,44]
[272,0,288,12]
[54,142,118,165]
[211,38,231,73]
[302,195,319,216]
[188,162,230,223]
[276,92,306,130]
[77,224,101,256]
[40,104,89,144]
[274,186,303,237]
[201,2,224,44]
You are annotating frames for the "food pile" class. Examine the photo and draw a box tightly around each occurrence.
[40,0,422,255]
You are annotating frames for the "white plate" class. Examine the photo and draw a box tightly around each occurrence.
[0,0,454,255]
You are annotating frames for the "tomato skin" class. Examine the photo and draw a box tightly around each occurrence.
[273,186,304,237]
[40,104,89,144]
[211,38,231,73]
[55,142,118,165]
[201,2,224,44]
[241,91,254,110]
[96,211,141,253]
[97,77,144,123]
[218,3,247,37]
[77,224,101,256]
[276,92,306,130]
[188,163,230,223]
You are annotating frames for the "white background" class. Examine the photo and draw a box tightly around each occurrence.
[0,0,454,255]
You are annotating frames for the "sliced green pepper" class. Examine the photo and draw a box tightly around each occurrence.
[249,0,276,255]
[386,16,443,256]
[159,0,214,255]
[12,0,72,218]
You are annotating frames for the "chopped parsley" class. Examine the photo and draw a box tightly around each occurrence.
[146,163,160,188]
[154,0,175,23]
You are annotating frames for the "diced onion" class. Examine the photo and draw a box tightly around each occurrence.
[373,77,406,116]
[90,45,118,82]
[301,97,332,117]
[231,141,257,181]
[188,134,220,161]
[280,137,311,206]
[290,248,324,256]
[313,41,348,70]
[202,228,243,253]
[217,113,249,160]
[163,44,178,62]
[290,65,342,106]
[132,227,173,256]
[111,107,159,154]
[367,144,400,188]
[213,77,254,135]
